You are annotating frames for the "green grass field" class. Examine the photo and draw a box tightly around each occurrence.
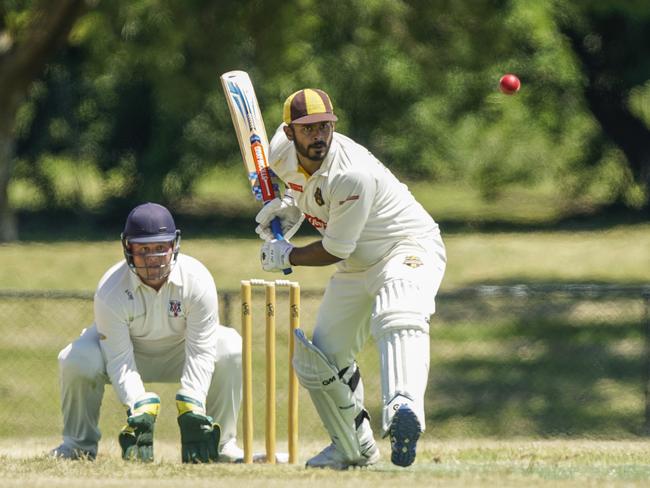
[2,439,650,487]
[2,176,650,485]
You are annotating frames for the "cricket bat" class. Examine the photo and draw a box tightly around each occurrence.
[220,70,291,274]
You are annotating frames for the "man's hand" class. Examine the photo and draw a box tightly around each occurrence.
[118,392,160,462]
[176,391,221,463]
[177,412,221,463]
[260,239,294,272]
[255,194,304,241]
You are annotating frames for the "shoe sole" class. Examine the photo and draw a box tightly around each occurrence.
[50,449,96,461]
[389,406,421,467]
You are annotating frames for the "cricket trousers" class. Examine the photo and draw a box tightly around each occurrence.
[312,235,446,435]
[57,323,242,455]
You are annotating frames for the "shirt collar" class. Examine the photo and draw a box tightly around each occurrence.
[294,135,338,178]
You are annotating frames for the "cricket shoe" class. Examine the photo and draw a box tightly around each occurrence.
[305,442,380,470]
[49,443,96,461]
[218,438,289,464]
[389,405,421,467]
[218,439,244,463]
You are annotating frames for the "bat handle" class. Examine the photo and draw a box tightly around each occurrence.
[271,217,292,275]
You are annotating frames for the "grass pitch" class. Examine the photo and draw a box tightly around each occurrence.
[2,438,650,487]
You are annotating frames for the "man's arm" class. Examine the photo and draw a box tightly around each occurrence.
[289,240,342,267]
[95,295,146,408]
[181,270,219,401]
[177,270,221,463]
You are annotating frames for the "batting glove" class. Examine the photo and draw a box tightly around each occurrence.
[118,392,160,462]
[255,193,304,241]
[176,390,221,464]
[260,238,294,272]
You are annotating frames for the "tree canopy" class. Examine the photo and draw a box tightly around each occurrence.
[1,0,649,240]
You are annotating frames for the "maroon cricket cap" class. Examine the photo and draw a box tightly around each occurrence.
[283,88,338,125]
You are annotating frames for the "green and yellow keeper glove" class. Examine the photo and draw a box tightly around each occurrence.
[118,392,160,462]
[176,389,221,463]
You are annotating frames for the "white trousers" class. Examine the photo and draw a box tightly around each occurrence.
[312,235,446,435]
[57,323,242,454]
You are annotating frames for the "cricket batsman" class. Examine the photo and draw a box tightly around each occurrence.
[256,89,447,469]
[50,203,244,463]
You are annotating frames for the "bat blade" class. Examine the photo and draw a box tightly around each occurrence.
[220,70,291,274]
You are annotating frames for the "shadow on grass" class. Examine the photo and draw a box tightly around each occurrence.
[13,203,649,242]
[428,317,648,437]
[438,203,649,234]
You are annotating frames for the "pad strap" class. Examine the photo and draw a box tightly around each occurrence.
[293,329,369,460]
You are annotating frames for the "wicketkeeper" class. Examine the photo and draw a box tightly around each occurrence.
[51,203,244,463]
[257,89,447,469]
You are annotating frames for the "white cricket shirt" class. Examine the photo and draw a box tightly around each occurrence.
[269,125,442,272]
[94,254,219,409]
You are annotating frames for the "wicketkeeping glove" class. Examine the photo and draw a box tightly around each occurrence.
[118,392,160,462]
[260,238,294,272]
[176,390,221,464]
[255,193,305,241]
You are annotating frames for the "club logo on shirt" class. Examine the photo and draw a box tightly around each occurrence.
[404,256,423,268]
[314,187,324,206]
[169,300,182,317]
[288,182,303,192]
[124,289,134,300]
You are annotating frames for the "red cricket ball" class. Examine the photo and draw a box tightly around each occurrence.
[499,74,521,95]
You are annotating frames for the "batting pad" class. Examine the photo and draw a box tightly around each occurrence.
[292,329,367,461]
[377,328,430,436]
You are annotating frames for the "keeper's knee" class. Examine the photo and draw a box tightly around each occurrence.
[58,341,104,380]
[215,326,242,364]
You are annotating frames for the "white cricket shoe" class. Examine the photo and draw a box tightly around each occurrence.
[218,439,289,464]
[218,439,245,463]
[305,442,380,470]
[49,444,96,461]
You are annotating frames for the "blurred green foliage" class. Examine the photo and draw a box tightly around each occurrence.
[6,0,650,213]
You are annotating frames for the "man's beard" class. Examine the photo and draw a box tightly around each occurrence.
[295,139,331,162]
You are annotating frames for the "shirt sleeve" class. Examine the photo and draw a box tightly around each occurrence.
[95,295,146,408]
[180,274,219,403]
[321,170,375,259]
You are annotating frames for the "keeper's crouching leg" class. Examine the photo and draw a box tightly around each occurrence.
[205,325,243,461]
[53,325,106,459]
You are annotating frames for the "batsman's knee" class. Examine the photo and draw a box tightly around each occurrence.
[371,309,429,339]
[371,279,432,337]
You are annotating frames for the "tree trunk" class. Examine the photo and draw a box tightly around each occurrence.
[561,14,650,212]
[0,0,91,242]
[0,124,17,241]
